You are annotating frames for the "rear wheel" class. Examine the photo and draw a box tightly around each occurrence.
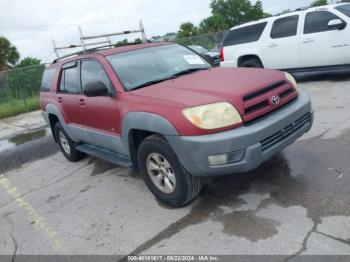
[240,58,263,68]
[54,122,85,162]
[137,135,203,207]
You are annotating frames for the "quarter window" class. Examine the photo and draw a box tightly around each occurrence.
[223,22,267,46]
[41,67,56,92]
[271,15,299,39]
[81,60,112,92]
[59,63,80,93]
[304,11,342,34]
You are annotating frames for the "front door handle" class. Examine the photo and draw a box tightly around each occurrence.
[78,99,85,106]
[302,38,314,44]
[268,43,279,48]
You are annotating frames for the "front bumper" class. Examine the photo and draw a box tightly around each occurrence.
[166,91,313,176]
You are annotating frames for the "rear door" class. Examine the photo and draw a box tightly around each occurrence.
[57,62,81,124]
[78,59,123,153]
[300,10,350,67]
[265,15,300,69]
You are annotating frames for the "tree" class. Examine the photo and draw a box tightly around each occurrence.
[210,0,270,28]
[199,14,229,33]
[311,0,328,7]
[176,22,198,39]
[5,57,44,99]
[0,36,20,71]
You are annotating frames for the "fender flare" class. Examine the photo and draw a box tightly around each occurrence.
[121,112,178,156]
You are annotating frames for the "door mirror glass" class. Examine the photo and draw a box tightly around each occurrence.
[328,19,346,30]
[83,81,109,97]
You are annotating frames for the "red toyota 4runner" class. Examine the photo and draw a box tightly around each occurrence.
[40,42,313,207]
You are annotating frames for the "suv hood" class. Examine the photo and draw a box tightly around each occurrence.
[130,67,290,118]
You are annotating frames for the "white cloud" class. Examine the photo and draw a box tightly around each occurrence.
[0,0,315,63]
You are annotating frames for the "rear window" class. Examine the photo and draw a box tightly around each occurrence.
[223,22,267,47]
[271,15,299,39]
[335,4,350,17]
[41,68,56,92]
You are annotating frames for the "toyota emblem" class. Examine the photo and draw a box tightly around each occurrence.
[271,95,280,105]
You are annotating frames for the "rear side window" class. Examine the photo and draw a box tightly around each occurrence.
[271,15,299,39]
[41,68,56,92]
[81,60,112,92]
[59,63,80,93]
[304,11,342,34]
[335,4,350,17]
[223,22,267,46]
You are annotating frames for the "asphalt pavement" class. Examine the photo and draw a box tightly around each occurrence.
[0,75,350,260]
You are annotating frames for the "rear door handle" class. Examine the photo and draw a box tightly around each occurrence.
[78,98,85,106]
[302,38,314,44]
[268,43,279,48]
[58,97,63,103]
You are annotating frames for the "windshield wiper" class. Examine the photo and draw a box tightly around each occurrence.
[171,68,208,77]
[130,68,209,91]
[130,77,176,91]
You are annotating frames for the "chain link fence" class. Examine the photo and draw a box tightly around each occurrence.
[176,31,227,51]
[0,31,227,119]
[0,64,45,119]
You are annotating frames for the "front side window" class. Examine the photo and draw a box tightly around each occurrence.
[223,22,267,47]
[81,60,112,92]
[304,11,342,34]
[271,15,299,39]
[106,44,211,91]
[335,4,350,18]
[59,63,80,93]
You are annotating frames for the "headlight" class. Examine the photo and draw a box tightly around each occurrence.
[182,102,242,130]
[284,72,298,91]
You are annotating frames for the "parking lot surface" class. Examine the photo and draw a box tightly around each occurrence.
[0,76,350,260]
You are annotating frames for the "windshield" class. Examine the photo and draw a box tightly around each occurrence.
[335,4,350,17]
[106,44,211,91]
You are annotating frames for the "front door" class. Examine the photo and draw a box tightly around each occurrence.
[78,59,123,153]
[300,10,350,68]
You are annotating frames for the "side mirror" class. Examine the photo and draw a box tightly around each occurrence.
[83,81,109,97]
[328,19,346,30]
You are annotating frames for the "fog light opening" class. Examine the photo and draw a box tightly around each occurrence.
[208,150,245,166]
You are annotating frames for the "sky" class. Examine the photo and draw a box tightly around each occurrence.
[0,0,317,63]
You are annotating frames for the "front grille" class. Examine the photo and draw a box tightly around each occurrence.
[260,113,311,151]
[245,100,269,114]
[243,80,297,121]
[243,80,287,101]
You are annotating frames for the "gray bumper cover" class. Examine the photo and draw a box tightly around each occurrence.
[166,91,313,176]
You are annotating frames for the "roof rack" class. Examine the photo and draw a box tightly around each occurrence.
[52,20,147,60]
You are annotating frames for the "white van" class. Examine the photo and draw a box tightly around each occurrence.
[220,3,350,73]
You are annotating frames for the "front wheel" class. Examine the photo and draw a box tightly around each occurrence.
[137,135,203,207]
[240,58,263,68]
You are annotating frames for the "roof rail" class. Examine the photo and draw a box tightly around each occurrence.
[52,42,144,63]
[52,20,147,60]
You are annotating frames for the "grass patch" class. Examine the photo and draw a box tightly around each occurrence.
[0,96,40,119]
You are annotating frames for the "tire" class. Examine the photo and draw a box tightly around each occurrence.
[240,58,263,68]
[54,122,85,162]
[137,134,203,207]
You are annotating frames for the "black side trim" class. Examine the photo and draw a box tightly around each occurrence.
[75,143,132,167]
[282,64,350,73]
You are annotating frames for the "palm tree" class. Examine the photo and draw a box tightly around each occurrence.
[0,37,20,71]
